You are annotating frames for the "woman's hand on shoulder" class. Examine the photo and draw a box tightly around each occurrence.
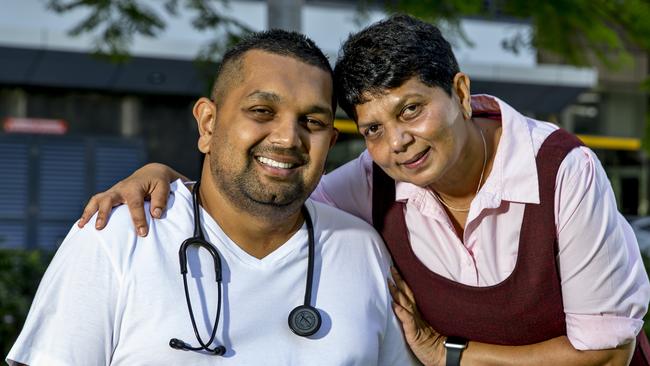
[77,163,186,236]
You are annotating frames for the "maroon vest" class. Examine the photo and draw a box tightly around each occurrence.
[372,128,650,363]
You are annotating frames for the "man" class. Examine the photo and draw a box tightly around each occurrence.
[78,15,650,366]
[7,30,416,366]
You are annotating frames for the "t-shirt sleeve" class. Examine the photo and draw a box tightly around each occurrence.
[555,147,650,350]
[311,150,375,225]
[6,225,121,366]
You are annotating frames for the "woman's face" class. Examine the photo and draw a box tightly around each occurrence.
[354,75,472,188]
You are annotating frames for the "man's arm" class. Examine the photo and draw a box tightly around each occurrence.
[6,225,120,366]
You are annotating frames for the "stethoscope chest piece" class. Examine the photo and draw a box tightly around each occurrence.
[288,305,321,337]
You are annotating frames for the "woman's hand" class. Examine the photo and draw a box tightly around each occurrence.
[77,163,186,236]
[389,267,446,366]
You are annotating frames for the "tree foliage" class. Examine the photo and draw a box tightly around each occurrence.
[45,0,251,61]
[0,250,53,356]
[392,0,650,68]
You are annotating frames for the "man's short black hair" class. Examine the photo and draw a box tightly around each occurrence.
[334,14,460,120]
[212,29,335,112]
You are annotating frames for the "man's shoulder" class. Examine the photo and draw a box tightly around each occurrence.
[308,198,377,234]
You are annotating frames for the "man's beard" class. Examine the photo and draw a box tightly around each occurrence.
[209,145,311,218]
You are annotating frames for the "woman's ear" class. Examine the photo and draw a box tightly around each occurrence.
[193,97,217,153]
[453,72,472,120]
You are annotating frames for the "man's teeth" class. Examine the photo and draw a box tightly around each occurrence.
[257,156,296,169]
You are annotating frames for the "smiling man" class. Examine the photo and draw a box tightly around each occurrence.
[6,30,416,366]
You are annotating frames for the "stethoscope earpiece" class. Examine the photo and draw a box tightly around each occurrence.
[170,182,321,356]
[169,338,186,350]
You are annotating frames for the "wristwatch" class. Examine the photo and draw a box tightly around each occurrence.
[444,336,468,366]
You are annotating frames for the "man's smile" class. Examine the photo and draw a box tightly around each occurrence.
[256,156,298,169]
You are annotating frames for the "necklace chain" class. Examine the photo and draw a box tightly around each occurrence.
[430,125,487,212]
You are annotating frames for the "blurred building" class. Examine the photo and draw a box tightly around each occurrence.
[0,0,645,249]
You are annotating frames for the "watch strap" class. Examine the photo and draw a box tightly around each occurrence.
[444,336,467,366]
[446,347,462,366]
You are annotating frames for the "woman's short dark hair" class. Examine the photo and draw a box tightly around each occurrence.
[334,14,459,120]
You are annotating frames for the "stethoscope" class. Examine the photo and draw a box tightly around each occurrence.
[169,181,321,355]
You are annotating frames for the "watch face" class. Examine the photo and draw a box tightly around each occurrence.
[444,336,468,349]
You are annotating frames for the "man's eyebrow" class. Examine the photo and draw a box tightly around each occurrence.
[305,105,333,118]
[246,90,282,103]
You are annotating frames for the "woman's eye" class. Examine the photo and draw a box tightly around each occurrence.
[401,104,420,118]
[363,124,381,138]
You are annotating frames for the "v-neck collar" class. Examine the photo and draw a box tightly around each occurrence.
[177,182,309,269]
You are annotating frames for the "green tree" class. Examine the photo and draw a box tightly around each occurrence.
[392,0,650,67]
[0,250,53,356]
[46,0,251,61]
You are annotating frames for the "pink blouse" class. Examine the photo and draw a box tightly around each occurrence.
[312,94,650,350]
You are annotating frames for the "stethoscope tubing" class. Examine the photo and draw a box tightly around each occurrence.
[172,181,320,355]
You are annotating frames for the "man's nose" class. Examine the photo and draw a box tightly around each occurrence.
[268,117,302,148]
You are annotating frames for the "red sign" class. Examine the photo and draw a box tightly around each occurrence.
[3,117,68,135]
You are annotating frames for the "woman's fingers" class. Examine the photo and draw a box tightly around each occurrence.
[77,195,100,228]
[122,190,148,236]
[391,266,416,303]
[76,163,179,235]
[148,180,170,219]
[392,300,418,336]
[390,281,446,366]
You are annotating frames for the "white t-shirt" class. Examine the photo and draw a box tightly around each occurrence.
[7,180,415,366]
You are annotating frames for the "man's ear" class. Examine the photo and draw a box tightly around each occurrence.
[193,97,216,153]
[452,72,472,120]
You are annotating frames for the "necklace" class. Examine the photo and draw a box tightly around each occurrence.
[430,125,487,212]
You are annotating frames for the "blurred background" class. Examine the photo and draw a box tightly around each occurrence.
[1,0,649,355]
